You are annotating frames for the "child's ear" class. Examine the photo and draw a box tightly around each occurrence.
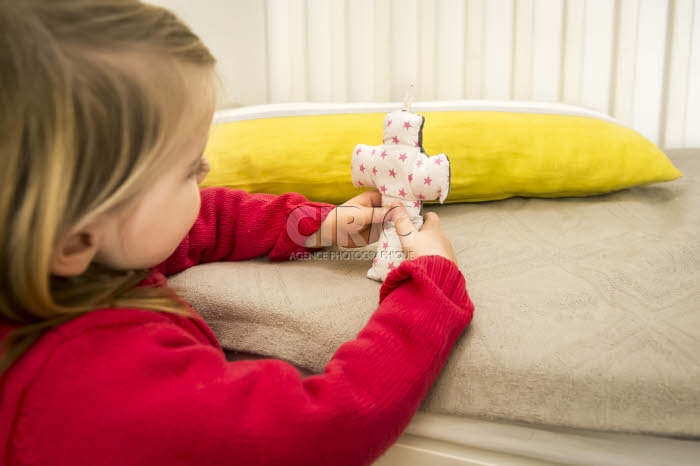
[51,229,100,277]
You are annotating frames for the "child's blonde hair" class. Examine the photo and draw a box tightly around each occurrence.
[0,0,217,370]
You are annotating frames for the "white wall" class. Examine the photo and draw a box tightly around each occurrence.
[150,0,699,149]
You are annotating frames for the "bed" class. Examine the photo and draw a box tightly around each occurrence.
[169,127,699,465]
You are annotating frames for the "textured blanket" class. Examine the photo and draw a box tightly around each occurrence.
[169,149,700,437]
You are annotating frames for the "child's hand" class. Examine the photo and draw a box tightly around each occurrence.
[389,202,458,264]
[305,190,389,248]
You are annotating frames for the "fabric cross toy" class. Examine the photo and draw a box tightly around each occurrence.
[351,109,450,281]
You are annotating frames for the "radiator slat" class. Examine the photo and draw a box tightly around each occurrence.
[152,0,698,148]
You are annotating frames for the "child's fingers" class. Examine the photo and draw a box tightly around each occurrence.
[367,205,390,225]
[419,211,440,231]
[348,189,382,209]
[363,189,383,206]
[366,224,382,244]
[390,203,418,249]
[385,202,404,222]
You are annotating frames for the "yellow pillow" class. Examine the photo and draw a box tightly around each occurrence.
[202,103,681,204]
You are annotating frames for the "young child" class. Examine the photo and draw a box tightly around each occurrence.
[0,1,474,465]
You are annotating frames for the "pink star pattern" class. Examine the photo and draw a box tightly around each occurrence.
[351,109,451,281]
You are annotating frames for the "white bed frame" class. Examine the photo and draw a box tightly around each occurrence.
[377,435,558,466]
[375,414,700,466]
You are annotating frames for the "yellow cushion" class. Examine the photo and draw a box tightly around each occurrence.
[202,106,682,204]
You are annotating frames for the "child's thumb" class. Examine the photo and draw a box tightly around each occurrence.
[419,211,440,231]
[390,203,417,248]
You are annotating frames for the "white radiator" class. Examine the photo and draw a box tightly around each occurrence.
[153,0,699,149]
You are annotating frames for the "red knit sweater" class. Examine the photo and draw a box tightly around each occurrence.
[0,187,474,466]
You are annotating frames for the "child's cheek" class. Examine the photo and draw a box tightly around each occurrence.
[184,183,202,232]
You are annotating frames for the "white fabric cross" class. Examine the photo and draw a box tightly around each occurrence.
[351,109,450,281]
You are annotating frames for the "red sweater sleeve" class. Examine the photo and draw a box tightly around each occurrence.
[155,187,335,276]
[13,256,473,466]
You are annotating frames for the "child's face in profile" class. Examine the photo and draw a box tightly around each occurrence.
[92,114,213,271]
[51,67,218,279]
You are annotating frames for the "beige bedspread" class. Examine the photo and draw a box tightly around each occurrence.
[169,149,700,437]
